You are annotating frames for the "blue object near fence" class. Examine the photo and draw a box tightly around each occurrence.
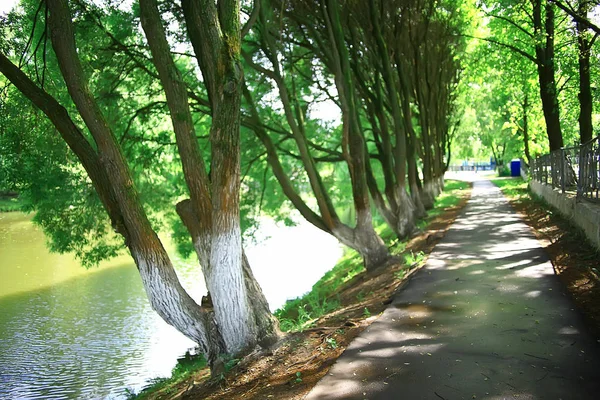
[510,159,521,177]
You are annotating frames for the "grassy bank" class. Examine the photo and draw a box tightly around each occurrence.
[490,176,528,199]
[129,179,471,400]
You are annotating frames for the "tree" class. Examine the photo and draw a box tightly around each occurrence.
[571,0,598,143]
[0,0,277,373]
[241,0,393,271]
[479,0,566,150]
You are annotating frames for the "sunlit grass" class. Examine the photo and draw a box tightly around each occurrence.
[427,180,470,219]
[126,353,207,399]
[490,177,528,200]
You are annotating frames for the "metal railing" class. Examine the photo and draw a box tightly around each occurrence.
[447,163,495,172]
[531,135,599,202]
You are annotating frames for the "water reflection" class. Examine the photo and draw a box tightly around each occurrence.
[0,212,342,399]
[0,259,198,399]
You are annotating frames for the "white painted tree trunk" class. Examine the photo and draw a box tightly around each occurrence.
[208,222,257,354]
[421,180,437,209]
[131,248,222,362]
[394,186,416,238]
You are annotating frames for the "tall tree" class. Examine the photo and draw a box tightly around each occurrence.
[479,0,566,150]
[0,0,278,373]
[572,0,598,143]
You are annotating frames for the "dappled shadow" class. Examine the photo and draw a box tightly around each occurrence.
[306,180,600,400]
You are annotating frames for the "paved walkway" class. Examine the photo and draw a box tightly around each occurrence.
[306,179,600,400]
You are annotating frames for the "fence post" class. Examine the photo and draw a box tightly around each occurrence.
[560,149,566,193]
[577,146,582,199]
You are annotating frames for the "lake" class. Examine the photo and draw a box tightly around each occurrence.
[0,212,342,399]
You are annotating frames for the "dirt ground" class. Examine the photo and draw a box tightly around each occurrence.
[144,179,600,400]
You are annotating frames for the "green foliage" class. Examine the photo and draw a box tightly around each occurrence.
[223,356,240,373]
[363,307,371,318]
[497,165,511,177]
[394,268,408,280]
[325,337,338,349]
[403,251,425,268]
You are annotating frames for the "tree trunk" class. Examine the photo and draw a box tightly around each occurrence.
[323,0,391,271]
[368,0,415,237]
[533,0,563,151]
[522,88,532,165]
[407,146,427,219]
[576,1,594,144]
[142,0,278,359]
[332,221,390,272]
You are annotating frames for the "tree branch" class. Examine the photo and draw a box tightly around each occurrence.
[550,0,600,35]
[461,34,537,63]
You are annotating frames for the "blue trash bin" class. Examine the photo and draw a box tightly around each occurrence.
[510,159,521,177]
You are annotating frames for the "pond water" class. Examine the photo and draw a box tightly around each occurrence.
[0,212,342,399]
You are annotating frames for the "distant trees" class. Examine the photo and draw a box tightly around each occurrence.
[477,0,599,151]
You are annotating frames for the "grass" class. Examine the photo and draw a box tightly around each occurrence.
[0,196,24,212]
[426,179,470,219]
[126,353,207,399]
[490,177,528,199]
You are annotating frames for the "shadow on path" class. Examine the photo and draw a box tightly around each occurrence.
[305,179,600,400]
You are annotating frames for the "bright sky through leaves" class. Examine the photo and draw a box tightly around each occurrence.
[0,0,18,14]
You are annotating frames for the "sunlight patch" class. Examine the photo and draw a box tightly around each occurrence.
[524,290,541,298]
[514,263,554,279]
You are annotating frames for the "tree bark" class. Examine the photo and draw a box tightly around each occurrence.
[522,88,532,164]
[178,0,279,355]
[575,0,595,144]
[368,0,415,238]
[323,0,390,271]
[533,0,563,151]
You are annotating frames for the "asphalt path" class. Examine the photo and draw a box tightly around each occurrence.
[305,178,600,400]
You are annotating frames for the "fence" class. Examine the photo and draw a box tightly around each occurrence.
[447,163,495,172]
[531,135,599,202]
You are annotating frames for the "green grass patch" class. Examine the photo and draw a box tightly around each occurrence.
[275,250,357,331]
[0,196,24,212]
[426,180,470,219]
[126,353,207,399]
[490,177,528,200]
